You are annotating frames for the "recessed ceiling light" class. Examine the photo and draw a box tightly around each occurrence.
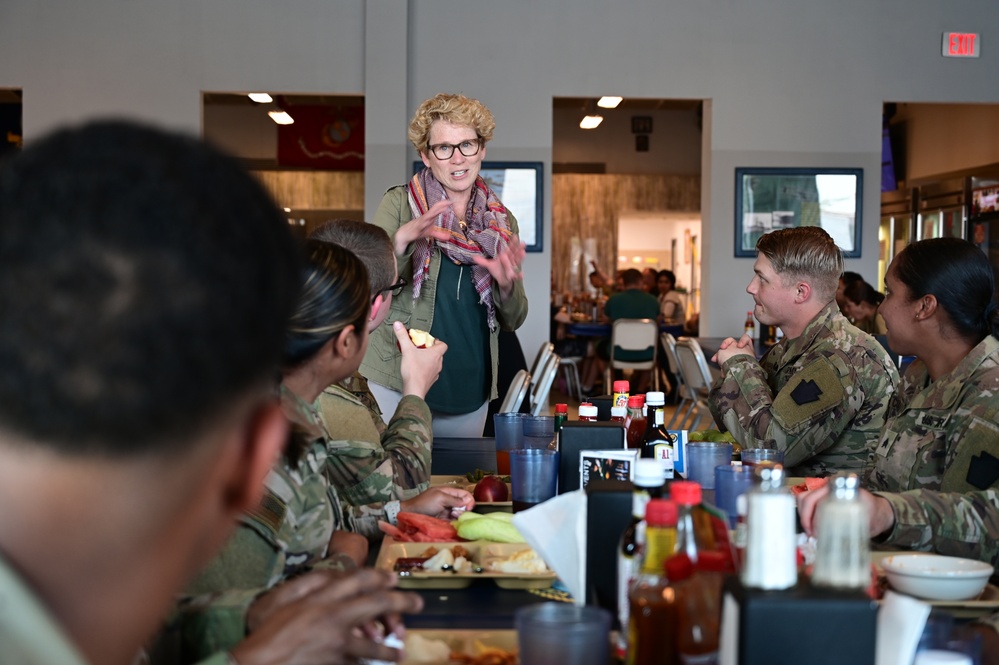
[268,110,294,125]
[597,96,623,109]
[248,93,273,103]
[579,114,603,129]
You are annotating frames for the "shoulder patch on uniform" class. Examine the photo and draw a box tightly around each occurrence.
[791,379,823,405]
[245,488,287,537]
[967,451,999,490]
[772,357,845,431]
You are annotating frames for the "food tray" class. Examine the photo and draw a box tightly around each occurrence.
[872,551,999,618]
[375,538,555,590]
[400,629,517,665]
[431,474,512,512]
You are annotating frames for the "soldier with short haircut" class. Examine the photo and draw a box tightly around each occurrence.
[709,227,899,476]
[310,219,446,507]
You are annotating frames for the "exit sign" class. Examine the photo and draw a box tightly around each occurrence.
[942,32,980,58]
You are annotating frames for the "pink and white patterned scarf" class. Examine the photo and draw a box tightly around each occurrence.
[407,168,513,331]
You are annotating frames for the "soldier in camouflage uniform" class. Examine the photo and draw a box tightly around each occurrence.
[836,239,999,563]
[161,241,469,663]
[798,239,999,653]
[310,219,448,507]
[709,227,899,477]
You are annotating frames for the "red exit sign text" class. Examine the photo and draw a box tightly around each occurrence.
[942,32,980,58]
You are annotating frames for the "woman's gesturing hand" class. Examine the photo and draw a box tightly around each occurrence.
[472,236,526,301]
[394,200,452,256]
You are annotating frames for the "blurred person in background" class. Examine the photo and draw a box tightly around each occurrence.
[656,269,686,326]
[836,269,864,318]
[842,280,887,335]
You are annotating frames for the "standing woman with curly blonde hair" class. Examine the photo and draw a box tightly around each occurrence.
[361,93,529,437]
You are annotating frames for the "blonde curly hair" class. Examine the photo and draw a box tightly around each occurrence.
[408,93,496,153]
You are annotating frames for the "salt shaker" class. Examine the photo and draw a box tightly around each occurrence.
[741,465,798,590]
[811,472,870,590]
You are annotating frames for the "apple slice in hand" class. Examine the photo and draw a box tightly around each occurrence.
[408,328,436,349]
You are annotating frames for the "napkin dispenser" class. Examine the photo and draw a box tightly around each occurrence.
[720,576,877,665]
[558,422,626,493]
[585,479,633,623]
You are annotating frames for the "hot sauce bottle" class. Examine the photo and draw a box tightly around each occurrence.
[626,394,646,450]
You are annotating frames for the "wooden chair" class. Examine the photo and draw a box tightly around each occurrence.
[499,369,531,413]
[604,318,660,394]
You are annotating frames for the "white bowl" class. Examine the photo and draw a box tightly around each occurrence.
[881,553,993,601]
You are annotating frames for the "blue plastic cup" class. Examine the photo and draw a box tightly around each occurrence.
[715,464,759,527]
[510,449,559,512]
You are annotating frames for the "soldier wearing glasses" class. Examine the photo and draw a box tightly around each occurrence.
[312,219,448,507]
[361,93,529,438]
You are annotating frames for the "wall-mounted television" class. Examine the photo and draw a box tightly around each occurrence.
[971,185,999,220]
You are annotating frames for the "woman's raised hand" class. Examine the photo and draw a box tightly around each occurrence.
[472,236,527,301]
[394,199,452,256]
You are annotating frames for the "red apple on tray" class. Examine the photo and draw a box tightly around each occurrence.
[473,475,509,503]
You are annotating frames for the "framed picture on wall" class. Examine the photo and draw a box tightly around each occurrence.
[412,161,544,252]
[734,167,863,257]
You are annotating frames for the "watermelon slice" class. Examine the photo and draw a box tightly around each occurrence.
[378,521,413,541]
[790,477,830,495]
[395,512,461,542]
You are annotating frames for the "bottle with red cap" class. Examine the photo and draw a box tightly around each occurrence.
[670,481,716,559]
[616,459,668,659]
[613,380,630,409]
[625,394,646,450]
[668,481,725,665]
[552,403,568,452]
[626,499,679,665]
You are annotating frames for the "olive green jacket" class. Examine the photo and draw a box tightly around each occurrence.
[359,186,529,402]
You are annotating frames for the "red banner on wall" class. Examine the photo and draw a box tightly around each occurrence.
[277,105,364,170]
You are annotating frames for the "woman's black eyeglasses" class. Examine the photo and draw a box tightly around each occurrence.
[375,277,408,303]
[427,139,482,160]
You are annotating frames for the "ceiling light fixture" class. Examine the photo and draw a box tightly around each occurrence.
[268,110,294,125]
[579,114,603,129]
[248,93,273,103]
[598,96,623,109]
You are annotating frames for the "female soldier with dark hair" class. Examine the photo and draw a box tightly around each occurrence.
[800,238,999,569]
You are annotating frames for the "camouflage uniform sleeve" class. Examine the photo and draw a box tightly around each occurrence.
[876,488,999,567]
[710,348,887,475]
[709,354,844,469]
[319,389,432,506]
[341,499,389,540]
